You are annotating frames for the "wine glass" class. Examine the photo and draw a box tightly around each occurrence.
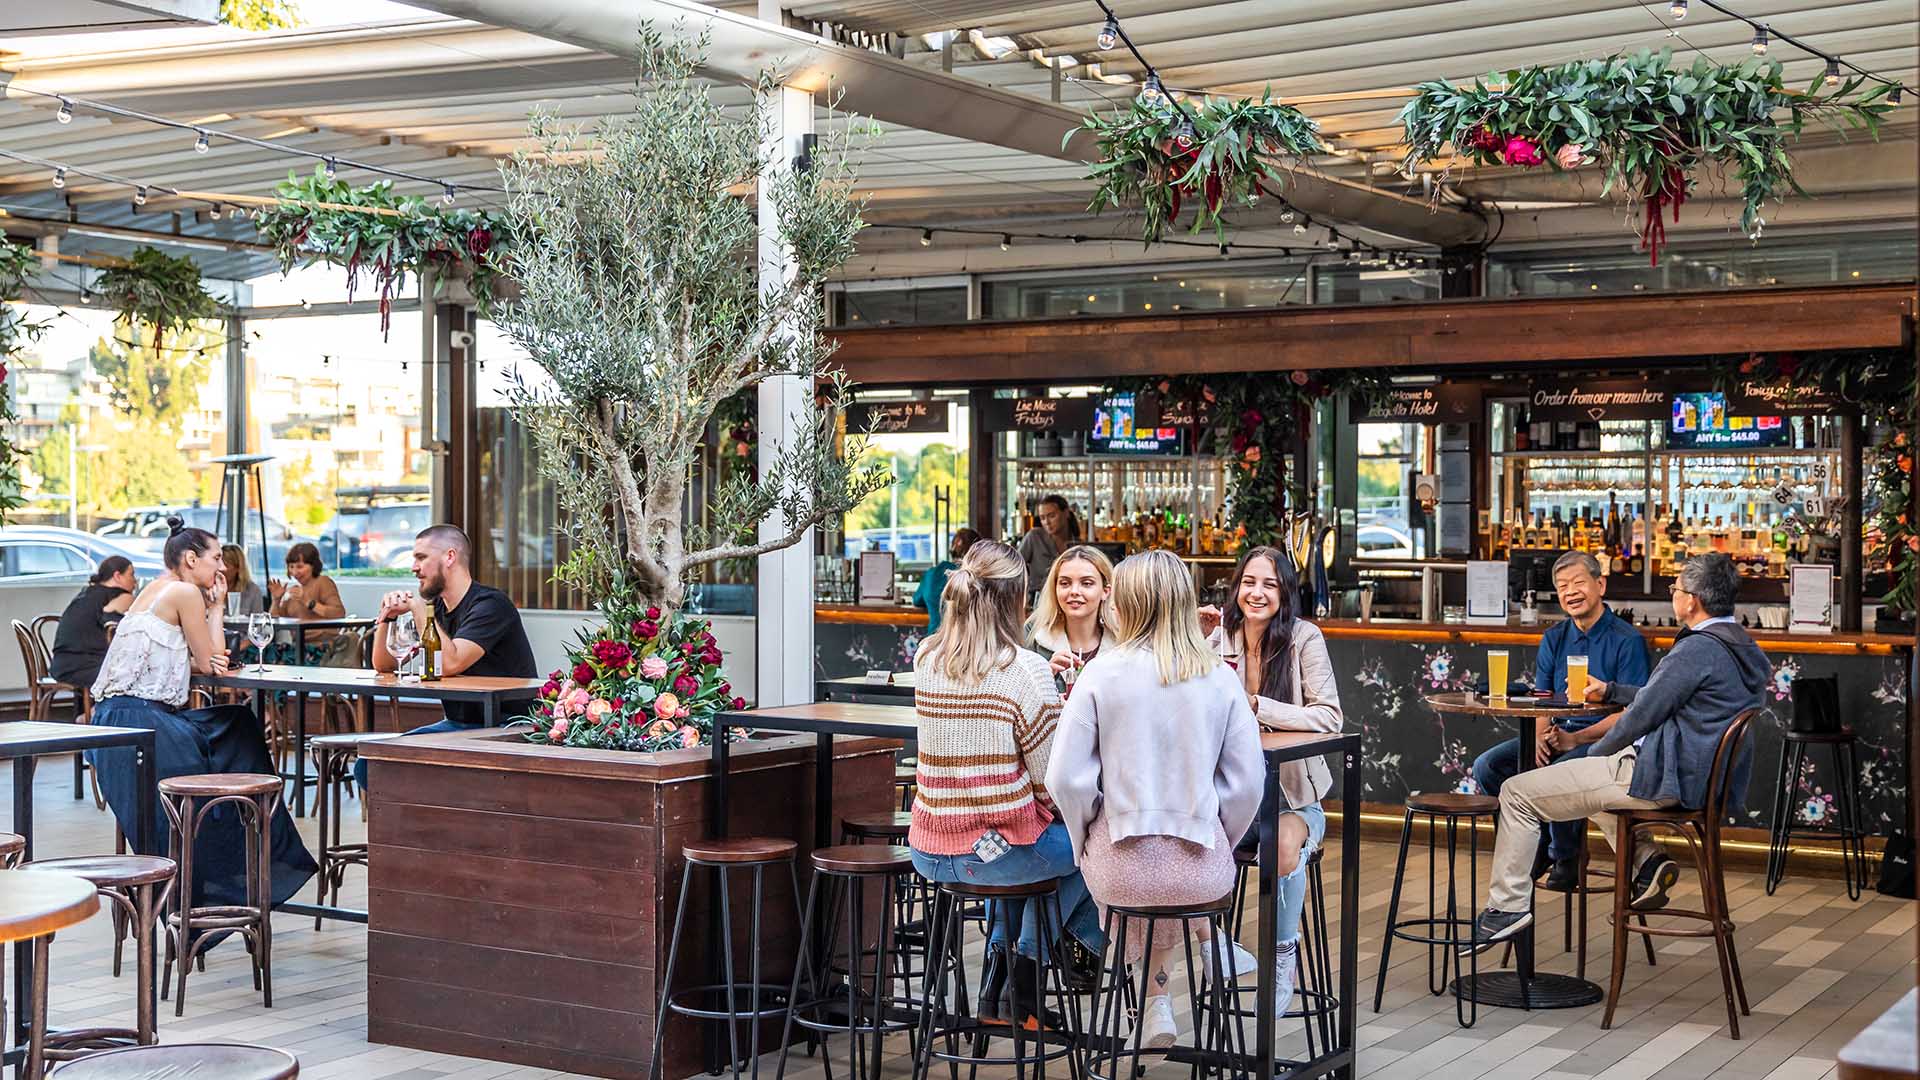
[387,613,420,684]
[246,613,274,674]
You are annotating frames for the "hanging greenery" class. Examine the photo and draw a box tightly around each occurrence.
[1723,350,1917,610]
[1108,369,1392,553]
[1399,50,1896,263]
[0,240,49,524]
[93,247,223,340]
[1076,90,1326,243]
[253,167,513,337]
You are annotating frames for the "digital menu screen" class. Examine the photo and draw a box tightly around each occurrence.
[1090,393,1186,455]
[1669,391,1788,449]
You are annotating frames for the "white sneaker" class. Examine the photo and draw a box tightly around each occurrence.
[1201,936,1260,982]
[1137,995,1178,1049]
[1273,941,1299,1018]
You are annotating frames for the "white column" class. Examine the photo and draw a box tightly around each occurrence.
[755,83,816,707]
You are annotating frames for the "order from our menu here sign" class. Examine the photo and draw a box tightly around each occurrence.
[1527,379,1669,422]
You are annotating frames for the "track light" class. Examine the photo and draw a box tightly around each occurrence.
[919,229,932,247]
[1172,116,1196,150]
[999,234,1011,251]
[56,99,73,124]
[1097,15,1119,51]
[1750,25,1769,55]
[194,130,209,154]
[442,184,457,205]
[51,168,65,189]
[134,186,148,206]
[1140,74,1165,105]
[1669,0,1687,18]
[1824,58,1842,86]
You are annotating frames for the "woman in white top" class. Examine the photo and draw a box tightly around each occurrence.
[90,517,316,910]
[1199,545,1343,1018]
[1046,549,1265,1049]
[1025,545,1115,694]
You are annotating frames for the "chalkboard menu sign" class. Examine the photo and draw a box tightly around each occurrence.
[847,400,949,434]
[1726,378,1850,417]
[982,395,1098,433]
[1350,383,1481,424]
[1134,394,1216,430]
[1528,379,1668,422]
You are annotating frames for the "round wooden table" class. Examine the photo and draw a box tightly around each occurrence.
[1423,691,1623,1011]
[0,872,100,1076]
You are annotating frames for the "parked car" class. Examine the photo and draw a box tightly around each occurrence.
[100,505,314,576]
[0,527,165,584]
[318,488,432,570]
[1355,524,1414,560]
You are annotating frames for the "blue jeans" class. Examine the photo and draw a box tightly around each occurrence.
[1238,799,1327,947]
[911,822,1104,959]
[352,717,478,789]
[1471,735,1594,861]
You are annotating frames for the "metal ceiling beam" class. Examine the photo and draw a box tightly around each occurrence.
[399,0,1489,246]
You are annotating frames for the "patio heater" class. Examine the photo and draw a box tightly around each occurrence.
[210,452,275,587]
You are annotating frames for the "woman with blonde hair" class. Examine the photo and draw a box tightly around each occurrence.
[220,544,267,617]
[1025,544,1114,693]
[909,539,1104,1030]
[1046,549,1264,1049]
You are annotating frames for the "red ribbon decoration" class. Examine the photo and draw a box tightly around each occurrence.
[1639,152,1688,266]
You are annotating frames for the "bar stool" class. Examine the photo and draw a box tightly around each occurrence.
[894,766,916,812]
[1196,846,1338,1058]
[1603,710,1756,1039]
[0,872,100,1079]
[1084,894,1239,1080]
[840,812,928,1004]
[1530,832,1656,980]
[779,845,918,1080]
[1765,728,1869,900]
[648,837,800,1080]
[46,1042,298,1078]
[910,878,1081,1080]
[158,773,281,1015]
[308,733,399,928]
[23,855,176,1065]
[0,833,26,868]
[1372,792,1496,1028]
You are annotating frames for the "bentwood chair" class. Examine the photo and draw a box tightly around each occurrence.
[15,617,102,808]
[1601,709,1758,1039]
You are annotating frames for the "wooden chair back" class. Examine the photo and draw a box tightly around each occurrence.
[1699,707,1760,845]
[27,615,58,671]
[11,621,47,683]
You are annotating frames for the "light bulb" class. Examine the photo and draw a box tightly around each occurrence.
[1280,209,1295,224]
[1172,117,1196,149]
[301,298,312,310]
[1669,0,1687,18]
[1751,26,1769,55]
[999,234,1010,251]
[442,185,456,205]
[56,99,72,124]
[79,290,91,304]
[134,186,148,206]
[1218,244,1230,259]
[323,158,337,179]
[1293,221,1307,235]
[1824,59,1841,86]
[51,168,65,189]
[1096,16,1119,51]
[1890,86,1904,105]
[1140,74,1165,105]
[194,130,209,154]
[919,229,932,247]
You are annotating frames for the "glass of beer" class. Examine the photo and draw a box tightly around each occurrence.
[1487,650,1510,702]
[1565,654,1590,705]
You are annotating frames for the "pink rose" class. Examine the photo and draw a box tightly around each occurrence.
[645,607,661,620]
[587,698,612,719]
[731,696,747,710]
[646,718,676,738]
[654,693,681,720]
[1501,136,1544,167]
[1289,370,1309,386]
[1554,143,1584,170]
[679,725,700,749]
[564,687,591,715]
[640,656,669,679]
[549,716,570,741]
[1244,445,1262,464]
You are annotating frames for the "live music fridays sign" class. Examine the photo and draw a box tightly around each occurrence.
[1528,379,1668,422]
[846,399,950,434]
[1350,383,1481,424]
[981,395,1098,432]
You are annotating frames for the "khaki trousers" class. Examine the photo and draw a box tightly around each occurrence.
[1488,748,1674,913]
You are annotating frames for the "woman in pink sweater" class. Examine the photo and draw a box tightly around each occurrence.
[909,540,1104,1030]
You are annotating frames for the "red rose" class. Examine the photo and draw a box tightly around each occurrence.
[646,607,661,620]
[719,681,732,697]
[1240,408,1263,429]
[572,662,594,684]
[466,226,493,258]
[731,696,747,710]
[634,620,659,640]
[1501,136,1544,167]
[673,675,698,697]
[1230,431,1250,454]
[1466,124,1502,152]
[1290,370,1310,386]
[611,698,624,710]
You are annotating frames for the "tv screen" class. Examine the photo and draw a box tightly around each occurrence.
[1669,391,1787,449]
[1090,393,1186,455]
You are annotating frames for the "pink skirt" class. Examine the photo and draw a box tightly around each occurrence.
[1079,812,1237,960]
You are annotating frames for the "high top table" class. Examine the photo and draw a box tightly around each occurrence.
[1422,690,1625,1010]
[0,871,101,1074]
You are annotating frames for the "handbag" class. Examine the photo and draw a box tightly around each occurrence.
[1877,832,1916,899]
[315,627,372,669]
[1788,675,1841,734]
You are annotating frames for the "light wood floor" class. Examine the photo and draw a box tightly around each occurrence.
[8,760,1913,1080]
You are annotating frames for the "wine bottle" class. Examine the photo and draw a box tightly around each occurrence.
[421,615,442,682]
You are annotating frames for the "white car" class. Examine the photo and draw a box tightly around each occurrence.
[1356,524,1414,560]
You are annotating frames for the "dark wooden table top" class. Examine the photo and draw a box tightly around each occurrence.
[223,616,375,630]
[196,664,543,701]
[1422,690,1624,719]
[1260,729,1361,763]
[719,701,919,738]
[0,872,98,944]
[0,721,155,758]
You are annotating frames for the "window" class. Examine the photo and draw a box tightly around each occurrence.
[982,261,1311,319]
[7,543,88,577]
[1355,422,1428,559]
[831,286,967,327]
[1487,231,1918,296]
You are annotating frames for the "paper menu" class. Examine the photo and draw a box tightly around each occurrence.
[857,550,897,606]
[1788,563,1833,634]
[1466,560,1510,625]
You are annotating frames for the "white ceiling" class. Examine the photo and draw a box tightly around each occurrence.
[0,0,217,37]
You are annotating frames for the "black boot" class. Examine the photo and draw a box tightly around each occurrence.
[1063,935,1103,993]
[1009,954,1066,1031]
[977,946,1010,1026]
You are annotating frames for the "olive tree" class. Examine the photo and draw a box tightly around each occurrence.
[493,27,887,611]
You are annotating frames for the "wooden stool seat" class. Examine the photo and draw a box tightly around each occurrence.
[939,877,1055,899]
[1104,894,1233,918]
[159,774,281,798]
[841,811,912,839]
[894,765,916,782]
[1408,791,1498,815]
[1780,729,1855,744]
[308,732,401,750]
[810,844,912,874]
[682,837,797,865]
[26,856,175,890]
[44,1042,299,1079]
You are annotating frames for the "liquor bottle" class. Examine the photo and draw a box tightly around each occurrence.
[1630,504,1647,560]
[1740,503,1759,557]
[1629,542,1645,576]
[420,615,442,682]
[1513,416,1530,451]
[1770,510,1789,557]
[1590,505,1607,555]
[1550,506,1566,549]
[1653,523,1673,575]
[1666,503,1683,547]
[1712,515,1729,554]
[1605,496,1621,555]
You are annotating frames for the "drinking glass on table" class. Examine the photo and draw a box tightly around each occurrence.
[245,613,274,674]
[1487,649,1510,702]
[387,613,420,684]
[1565,654,1589,704]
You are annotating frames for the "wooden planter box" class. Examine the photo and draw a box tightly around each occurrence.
[359,728,900,1079]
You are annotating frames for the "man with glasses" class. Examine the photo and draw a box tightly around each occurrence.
[1462,553,1766,953]
[1470,551,1651,890]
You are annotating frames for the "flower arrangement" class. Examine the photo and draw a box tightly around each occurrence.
[521,591,748,752]
[92,247,223,341]
[1399,50,1896,263]
[1076,90,1325,243]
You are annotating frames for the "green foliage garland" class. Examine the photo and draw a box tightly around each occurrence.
[1399,50,1895,263]
[1077,90,1326,243]
[93,247,223,340]
[253,167,513,337]
[0,241,49,524]
[1109,369,1392,553]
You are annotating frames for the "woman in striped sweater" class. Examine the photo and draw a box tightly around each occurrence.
[909,540,1104,1030]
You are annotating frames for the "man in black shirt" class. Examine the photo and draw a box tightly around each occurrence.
[357,524,538,788]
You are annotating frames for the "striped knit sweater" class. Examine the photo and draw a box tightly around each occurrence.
[908,649,1062,856]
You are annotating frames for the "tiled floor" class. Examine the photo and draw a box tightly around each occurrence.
[10,758,1913,1080]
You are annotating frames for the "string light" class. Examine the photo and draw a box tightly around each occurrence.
[1669,0,1688,18]
[1096,15,1119,51]
[301,298,312,310]
[1892,86,1905,105]
[1279,209,1295,224]
[55,98,72,124]
[51,168,65,189]
[1139,74,1165,105]
[999,234,1011,251]
[441,184,457,205]
[323,157,337,179]
[133,186,148,206]
[193,129,209,154]
[1750,25,1769,55]
[1172,116,1196,149]
[1293,221,1308,235]
[919,229,933,246]
[78,289,91,304]
[1824,58,1842,86]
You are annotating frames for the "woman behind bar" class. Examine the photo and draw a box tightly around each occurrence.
[908,539,1105,1029]
[1017,494,1077,594]
[88,516,316,909]
[1203,545,1343,1017]
[1048,549,1264,1049]
[1025,544,1115,693]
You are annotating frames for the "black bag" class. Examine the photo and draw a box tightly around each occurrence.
[1877,832,1915,899]
[1789,676,1842,734]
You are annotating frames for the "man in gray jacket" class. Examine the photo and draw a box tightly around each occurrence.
[1463,553,1767,952]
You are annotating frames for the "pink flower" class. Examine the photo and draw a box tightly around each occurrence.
[640,656,669,680]
[731,696,747,710]
[679,725,701,749]
[646,718,675,738]
[673,674,698,698]
[564,687,591,715]
[1289,370,1309,386]
[1554,143,1584,170]
[633,620,660,640]
[1244,445,1262,464]
[645,606,661,620]
[1501,136,1544,168]
[735,441,751,458]
[587,698,612,719]
[590,639,632,669]
[549,716,570,741]
[654,693,681,720]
